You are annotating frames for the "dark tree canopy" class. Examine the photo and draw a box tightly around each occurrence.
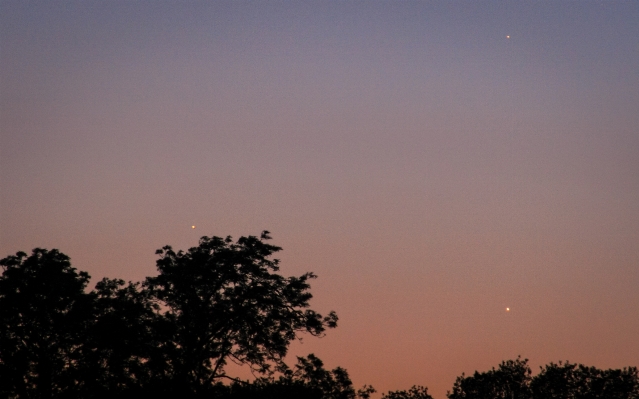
[227,354,375,399]
[76,278,165,396]
[531,361,639,399]
[144,231,338,393]
[382,385,433,399]
[282,354,375,399]
[2,235,638,399]
[0,233,341,398]
[447,357,639,399]
[0,249,92,398]
[447,357,532,399]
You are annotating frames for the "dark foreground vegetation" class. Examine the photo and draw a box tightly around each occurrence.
[1,232,637,399]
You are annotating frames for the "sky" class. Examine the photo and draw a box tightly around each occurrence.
[1,1,638,397]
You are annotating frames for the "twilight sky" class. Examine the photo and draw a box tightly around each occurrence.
[1,1,638,397]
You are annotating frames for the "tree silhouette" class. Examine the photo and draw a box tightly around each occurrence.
[447,357,532,399]
[75,278,168,396]
[226,354,375,399]
[1,234,346,398]
[283,353,375,399]
[382,385,433,399]
[0,249,92,398]
[447,357,639,399]
[531,361,639,399]
[4,240,638,399]
[143,231,338,394]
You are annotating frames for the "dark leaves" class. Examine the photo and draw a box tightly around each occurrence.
[382,385,433,399]
[144,234,337,392]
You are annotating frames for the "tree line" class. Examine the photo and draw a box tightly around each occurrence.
[1,232,637,398]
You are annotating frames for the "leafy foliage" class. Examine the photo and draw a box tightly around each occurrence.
[75,278,166,395]
[225,354,375,399]
[282,354,376,399]
[144,231,338,393]
[0,249,92,398]
[382,385,433,399]
[0,232,343,398]
[448,357,639,399]
[531,361,639,399]
[2,237,638,399]
[447,357,532,399]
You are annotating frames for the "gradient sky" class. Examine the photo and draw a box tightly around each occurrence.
[2,1,638,397]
